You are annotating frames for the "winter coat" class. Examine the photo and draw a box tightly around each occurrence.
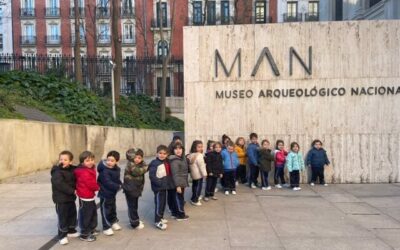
[247,143,259,166]
[122,161,148,197]
[205,151,224,176]
[234,145,247,165]
[221,149,240,172]
[285,151,305,172]
[97,160,122,199]
[258,148,274,172]
[188,152,207,180]
[169,155,189,188]
[275,149,288,166]
[51,164,77,203]
[306,147,330,168]
[149,158,175,192]
[74,165,99,199]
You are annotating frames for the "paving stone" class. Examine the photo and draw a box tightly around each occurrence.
[333,202,381,215]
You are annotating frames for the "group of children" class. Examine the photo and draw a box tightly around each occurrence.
[51,133,330,245]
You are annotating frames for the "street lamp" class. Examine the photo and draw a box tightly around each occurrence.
[109,60,116,121]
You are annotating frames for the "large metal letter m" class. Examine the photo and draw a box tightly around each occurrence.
[215,49,241,78]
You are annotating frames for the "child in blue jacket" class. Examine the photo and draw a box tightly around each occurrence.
[222,141,240,195]
[306,139,330,186]
[246,133,260,189]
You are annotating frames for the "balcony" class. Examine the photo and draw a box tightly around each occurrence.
[46,35,62,45]
[70,7,85,18]
[121,8,135,18]
[20,36,36,46]
[122,37,136,45]
[71,34,86,45]
[45,8,60,17]
[96,7,110,18]
[187,16,235,26]
[304,12,319,21]
[151,18,170,28]
[283,13,303,22]
[20,8,35,18]
[97,35,111,45]
[252,15,272,24]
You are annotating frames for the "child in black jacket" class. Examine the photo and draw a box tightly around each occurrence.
[204,142,224,201]
[50,151,78,245]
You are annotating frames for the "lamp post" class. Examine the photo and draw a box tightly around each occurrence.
[109,60,116,121]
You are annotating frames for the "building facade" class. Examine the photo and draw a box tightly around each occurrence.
[0,0,13,54]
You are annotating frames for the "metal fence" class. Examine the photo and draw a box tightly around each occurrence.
[0,54,184,97]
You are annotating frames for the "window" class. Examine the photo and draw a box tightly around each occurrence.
[24,0,34,8]
[207,1,216,25]
[307,1,319,21]
[255,1,266,23]
[98,23,109,42]
[221,1,230,24]
[287,2,297,17]
[24,24,35,37]
[156,2,167,27]
[123,0,134,15]
[99,0,108,8]
[123,23,134,42]
[157,40,168,58]
[370,0,382,7]
[48,0,58,8]
[48,23,60,42]
[193,1,202,25]
[335,0,343,21]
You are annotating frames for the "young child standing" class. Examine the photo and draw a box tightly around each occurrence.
[234,137,247,184]
[51,151,78,245]
[122,148,148,230]
[149,145,175,230]
[169,142,190,221]
[306,139,330,186]
[97,151,122,236]
[274,140,288,188]
[286,142,305,191]
[204,142,224,201]
[221,141,240,195]
[188,140,207,206]
[258,140,274,191]
[74,151,99,242]
[247,133,260,189]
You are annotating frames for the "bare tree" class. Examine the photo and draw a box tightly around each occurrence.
[74,0,83,83]
[233,0,252,24]
[111,0,122,103]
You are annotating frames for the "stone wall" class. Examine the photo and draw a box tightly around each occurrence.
[0,119,174,181]
[183,20,400,183]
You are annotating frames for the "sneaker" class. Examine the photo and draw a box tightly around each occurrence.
[155,222,167,230]
[176,215,189,221]
[103,228,114,236]
[293,187,299,191]
[161,218,168,224]
[203,197,210,202]
[91,229,100,236]
[324,183,328,186]
[232,190,237,195]
[112,223,122,231]
[67,232,80,238]
[134,221,145,230]
[214,188,219,193]
[199,195,203,200]
[275,184,282,189]
[59,237,68,245]
[251,183,257,189]
[79,235,96,242]
[235,181,239,186]
[211,196,218,200]
[225,191,229,195]
[310,182,315,186]
[190,201,202,206]
[262,186,272,191]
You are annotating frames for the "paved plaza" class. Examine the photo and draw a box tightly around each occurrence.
[1,164,400,250]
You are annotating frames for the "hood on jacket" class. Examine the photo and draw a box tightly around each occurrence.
[169,155,182,161]
[97,160,120,173]
[189,153,200,165]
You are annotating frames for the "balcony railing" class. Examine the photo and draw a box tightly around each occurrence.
[96,7,110,18]
[304,12,319,21]
[98,35,111,44]
[71,35,86,45]
[20,8,35,17]
[151,18,170,28]
[187,16,235,26]
[70,7,85,17]
[45,7,60,17]
[20,36,37,45]
[252,15,273,24]
[121,8,135,18]
[46,35,62,45]
[283,13,303,22]
[122,37,136,45]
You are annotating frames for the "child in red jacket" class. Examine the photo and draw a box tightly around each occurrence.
[74,151,99,242]
[274,140,288,188]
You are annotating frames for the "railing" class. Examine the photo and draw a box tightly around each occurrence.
[96,7,110,18]
[20,8,35,17]
[151,18,170,28]
[122,37,136,45]
[0,34,3,50]
[121,8,135,18]
[70,7,85,17]
[20,36,37,45]
[283,13,303,22]
[304,12,319,21]
[46,35,62,45]
[71,34,86,45]
[45,7,60,17]
[252,15,273,24]
[186,16,235,26]
[97,35,111,44]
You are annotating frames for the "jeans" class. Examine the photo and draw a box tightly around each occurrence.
[191,179,203,203]
[274,165,286,185]
[249,164,259,186]
[260,170,270,187]
[223,171,236,191]
[311,166,325,184]
[205,176,218,197]
[290,170,300,188]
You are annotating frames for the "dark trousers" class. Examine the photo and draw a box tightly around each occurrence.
[174,188,186,217]
[154,190,167,223]
[311,166,325,184]
[261,170,270,187]
[290,170,300,188]
[167,189,178,216]
[223,171,236,191]
[78,199,97,237]
[125,193,140,228]
[205,176,218,197]
[100,197,118,230]
[274,166,286,185]
[236,164,247,183]
[191,179,203,202]
[55,201,77,239]
[249,164,260,186]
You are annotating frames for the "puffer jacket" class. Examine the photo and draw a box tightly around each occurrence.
[221,149,239,172]
[122,161,148,197]
[149,158,175,192]
[97,160,122,199]
[275,149,288,166]
[74,165,99,199]
[51,164,77,203]
[188,152,207,180]
[258,148,274,172]
[205,151,224,176]
[234,145,247,165]
[306,147,330,168]
[169,155,189,188]
[247,143,259,166]
[286,151,305,172]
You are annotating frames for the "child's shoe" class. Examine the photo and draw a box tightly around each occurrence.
[103,228,114,236]
[235,181,239,186]
[199,195,203,200]
[59,237,68,245]
[211,196,218,200]
[225,191,229,195]
[176,215,189,221]
[134,221,145,230]
[155,221,167,230]
[298,187,302,190]
[112,223,122,231]
[275,184,282,189]
[190,201,202,206]
[262,186,272,191]
[324,183,328,186]
[293,187,299,191]
[214,188,219,193]
[79,235,96,242]
[232,190,237,195]
[310,182,315,186]
[251,183,257,189]
[91,229,100,236]
[67,231,80,238]
[160,218,168,224]
[203,197,210,202]
[283,184,291,188]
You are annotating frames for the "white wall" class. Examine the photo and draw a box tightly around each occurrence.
[0,0,13,54]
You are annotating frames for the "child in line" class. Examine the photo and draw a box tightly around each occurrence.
[188,140,207,206]
[122,148,148,230]
[51,151,79,245]
[234,137,247,184]
[204,142,224,201]
[222,141,239,195]
[97,151,122,236]
[274,140,288,188]
[286,142,305,191]
[149,145,174,230]
[169,142,190,221]
[247,133,260,189]
[222,134,231,149]
[259,140,274,191]
[306,139,330,186]
[74,151,99,242]
[206,140,216,154]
